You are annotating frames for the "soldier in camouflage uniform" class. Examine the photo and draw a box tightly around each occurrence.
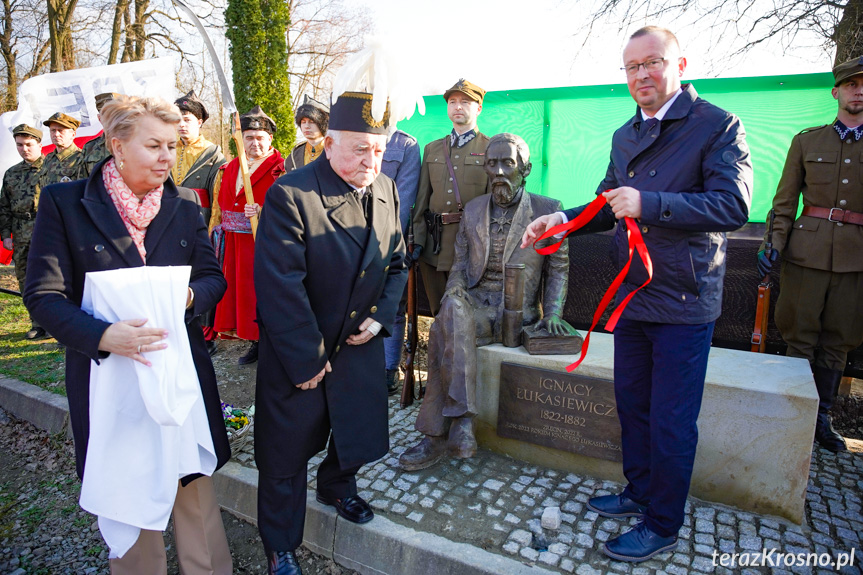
[37,112,84,190]
[0,124,46,339]
[80,92,119,176]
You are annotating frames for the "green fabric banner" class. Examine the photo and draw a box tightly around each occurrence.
[399,73,836,222]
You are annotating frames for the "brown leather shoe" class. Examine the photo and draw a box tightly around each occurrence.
[399,435,447,471]
[447,417,477,459]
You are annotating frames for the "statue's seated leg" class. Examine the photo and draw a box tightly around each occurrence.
[400,293,477,469]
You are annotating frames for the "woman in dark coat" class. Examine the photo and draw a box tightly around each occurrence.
[23,95,232,574]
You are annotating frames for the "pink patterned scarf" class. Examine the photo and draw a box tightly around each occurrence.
[102,158,163,262]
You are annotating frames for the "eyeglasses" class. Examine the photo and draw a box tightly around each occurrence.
[621,58,667,76]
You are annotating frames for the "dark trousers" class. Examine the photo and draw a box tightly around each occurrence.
[257,437,361,553]
[613,318,714,537]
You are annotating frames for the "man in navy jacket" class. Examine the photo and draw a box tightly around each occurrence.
[522,26,752,562]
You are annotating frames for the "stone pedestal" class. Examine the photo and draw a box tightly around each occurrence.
[475,334,817,523]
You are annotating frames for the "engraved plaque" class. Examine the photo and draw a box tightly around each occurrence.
[497,362,622,462]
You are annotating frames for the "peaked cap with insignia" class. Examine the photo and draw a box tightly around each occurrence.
[174,90,209,122]
[12,124,42,141]
[43,112,80,130]
[833,55,863,86]
[443,78,485,104]
[240,105,276,134]
[94,92,120,112]
[295,94,330,133]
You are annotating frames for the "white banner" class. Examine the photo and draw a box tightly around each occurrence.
[0,57,176,178]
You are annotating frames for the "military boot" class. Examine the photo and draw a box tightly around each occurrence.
[812,365,847,453]
[238,341,259,365]
[399,435,447,470]
[447,416,477,459]
[386,368,399,396]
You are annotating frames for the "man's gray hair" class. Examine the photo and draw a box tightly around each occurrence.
[325,129,342,144]
[488,133,530,168]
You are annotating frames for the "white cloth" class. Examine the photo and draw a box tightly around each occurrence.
[79,266,217,559]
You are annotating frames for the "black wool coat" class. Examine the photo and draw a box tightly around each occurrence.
[22,160,231,481]
[254,155,407,477]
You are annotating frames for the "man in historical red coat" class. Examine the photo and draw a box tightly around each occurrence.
[209,106,284,364]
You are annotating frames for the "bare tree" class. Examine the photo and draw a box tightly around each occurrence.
[288,0,372,108]
[46,0,78,71]
[0,0,50,110]
[579,0,862,67]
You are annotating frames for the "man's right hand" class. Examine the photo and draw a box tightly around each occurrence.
[2,238,12,251]
[404,244,423,268]
[520,213,564,249]
[756,249,779,277]
[296,361,332,390]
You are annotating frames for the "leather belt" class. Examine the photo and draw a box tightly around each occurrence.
[439,211,462,224]
[802,206,863,226]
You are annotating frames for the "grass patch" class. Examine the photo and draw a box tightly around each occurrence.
[0,278,66,395]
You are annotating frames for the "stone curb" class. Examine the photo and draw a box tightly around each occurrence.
[0,376,556,575]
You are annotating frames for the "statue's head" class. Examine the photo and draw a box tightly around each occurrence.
[485,133,532,208]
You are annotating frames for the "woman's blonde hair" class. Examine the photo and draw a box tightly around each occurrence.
[100,95,181,154]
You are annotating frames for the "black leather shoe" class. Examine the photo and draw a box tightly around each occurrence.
[25,327,47,340]
[587,493,647,518]
[604,522,678,562]
[315,493,374,524]
[268,550,302,575]
[238,341,258,365]
[205,338,219,356]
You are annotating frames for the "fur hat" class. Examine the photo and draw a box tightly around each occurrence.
[240,105,276,134]
[174,90,209,122]
[295,95,330,134]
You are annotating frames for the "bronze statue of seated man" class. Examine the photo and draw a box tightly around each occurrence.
[400,133,577,471]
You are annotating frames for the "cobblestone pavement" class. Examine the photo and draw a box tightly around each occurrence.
[234,396,863,575]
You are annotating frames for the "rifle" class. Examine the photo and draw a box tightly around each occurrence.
[400,218,419,408]
[751,209,775,353]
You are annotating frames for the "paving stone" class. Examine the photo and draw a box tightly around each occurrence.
[575,533,594,548]
[519,547,539,561]
[692,555,717,572]
[483,478,505,491]
[538,551,560,566]
[560,558,575,573]
[504,513,520,524]
[541,506,562,530]
[576,565,602,575]
[437,504,454,516]
[406,511,423,523]
[548,542,569,555]
[502,541,519,554]
[739,535,762,550]
[391,503,407,514]
[509,529,532,546]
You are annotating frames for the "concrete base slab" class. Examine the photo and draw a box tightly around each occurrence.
[475,335,818,523]
[0,377,71,436]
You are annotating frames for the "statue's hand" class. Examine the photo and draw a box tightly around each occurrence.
[537,314,577,336]
[442,285,469,303]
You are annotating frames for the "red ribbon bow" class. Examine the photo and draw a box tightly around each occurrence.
[533,193,653,371]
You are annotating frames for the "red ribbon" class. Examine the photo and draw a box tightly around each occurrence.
[533,193,653,372]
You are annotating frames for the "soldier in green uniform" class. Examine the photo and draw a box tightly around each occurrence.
[80,92,119,176]
[0,124,46,339]
[758,56,863,453]
[38,112,84,189]
[410,79,490,315]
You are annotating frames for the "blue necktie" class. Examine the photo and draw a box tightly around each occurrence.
[641,117,659,140]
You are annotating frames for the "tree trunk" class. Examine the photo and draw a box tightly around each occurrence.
[833,0,863,65]
[0,0,17,110]
[108,0,130,65]
[132,0,148,61]
[46,0,78,72]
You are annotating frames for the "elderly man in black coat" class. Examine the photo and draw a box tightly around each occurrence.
[253,91,407,575]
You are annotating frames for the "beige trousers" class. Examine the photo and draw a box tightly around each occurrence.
[109,476,232,575]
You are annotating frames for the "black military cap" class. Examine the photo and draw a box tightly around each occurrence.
[295,94,330,133]
[833,56,863,86]
[175,90,209,122]
[443,79,486,104]
[95,92,120,112]
[240,105,276,134]
[43,112,81,130]
[328,92,390,135]
[12,124,42,141]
